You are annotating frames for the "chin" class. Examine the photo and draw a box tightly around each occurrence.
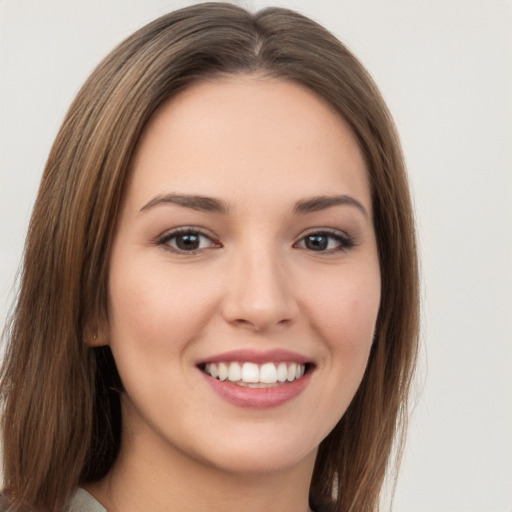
[201,441,318,476]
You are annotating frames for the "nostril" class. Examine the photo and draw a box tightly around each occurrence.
[220,268,299,331]
[233,317,293,333]
[233,318,263,332]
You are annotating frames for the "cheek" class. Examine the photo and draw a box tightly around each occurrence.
[292,262,381,442]
[303,264,381,365]
[107,262,219,358]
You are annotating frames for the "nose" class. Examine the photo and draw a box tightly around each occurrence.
[220,247,298,333]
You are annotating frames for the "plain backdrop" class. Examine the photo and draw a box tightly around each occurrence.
[1,1,511,511]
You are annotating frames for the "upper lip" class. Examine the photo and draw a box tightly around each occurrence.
[197,348,312,366]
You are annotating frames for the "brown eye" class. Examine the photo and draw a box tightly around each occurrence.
[159,230,218,253]
[304,234,329,251]
[174,233,201,251]
[296,231,355,252]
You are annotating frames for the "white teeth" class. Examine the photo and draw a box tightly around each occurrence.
[228,362,242,382]
[209,363,219,378]
[241,362,259,383]
[204,361,307,385]
[287,363,297,382]
[218,362,228,381]
[260,362,277,384]
[277,362,287,382]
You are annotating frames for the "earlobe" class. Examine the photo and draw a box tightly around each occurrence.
[84,321,109,347]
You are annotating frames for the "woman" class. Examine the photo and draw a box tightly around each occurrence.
[0,3,419,511]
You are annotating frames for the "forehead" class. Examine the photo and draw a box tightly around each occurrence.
[126,75,371,213]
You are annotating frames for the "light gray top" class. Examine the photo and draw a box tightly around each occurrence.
[68,488,107,512]
[0,488,107,512]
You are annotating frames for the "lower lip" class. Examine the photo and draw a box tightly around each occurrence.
[202,370,311,409]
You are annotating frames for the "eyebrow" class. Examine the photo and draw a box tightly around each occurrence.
[140,193,229,214]
[140,193,368,218]
[293,195,368,217]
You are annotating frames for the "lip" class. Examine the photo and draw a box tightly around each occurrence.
[198,348,311,365]
[201,370,311,409]
[197,349,313,409]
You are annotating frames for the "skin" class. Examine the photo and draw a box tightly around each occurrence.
[86,75,381,512]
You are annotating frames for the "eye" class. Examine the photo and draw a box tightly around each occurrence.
[295,230,355,253]
[158,228,220,253]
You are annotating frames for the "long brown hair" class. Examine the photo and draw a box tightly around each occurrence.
[1,3,419,511]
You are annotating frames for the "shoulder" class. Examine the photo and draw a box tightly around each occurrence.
[68,489,107,512]
[0,490,107,511]
[0,494,13,511]
[0,494,33,512]
[0,494,18,511]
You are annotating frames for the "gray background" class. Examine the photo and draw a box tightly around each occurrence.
[1,1,511,510]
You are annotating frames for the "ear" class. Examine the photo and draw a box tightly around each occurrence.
[84,316,109,347]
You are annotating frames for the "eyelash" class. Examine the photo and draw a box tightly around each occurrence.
[157,227,221,254]
[157,228,355,255]
[294,229,356,253]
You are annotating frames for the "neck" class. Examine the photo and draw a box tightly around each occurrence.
[84,402,316,512]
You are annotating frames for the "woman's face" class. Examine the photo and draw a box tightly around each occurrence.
[105,76,381,475]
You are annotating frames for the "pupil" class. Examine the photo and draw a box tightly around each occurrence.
[176,233,199,250]
[306,235,327,251]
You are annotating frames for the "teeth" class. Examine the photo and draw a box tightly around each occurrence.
[209,363,219,379]
[260,362,277,383]
[218,362,228,381]
[228,362,242,382]
[277,362,287,382]
[204,361,307,385]
[241,362,259,383]
[286,363,297,382]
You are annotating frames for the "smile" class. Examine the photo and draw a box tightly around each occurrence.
[203,361,307,387]
[198,349,313,408]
